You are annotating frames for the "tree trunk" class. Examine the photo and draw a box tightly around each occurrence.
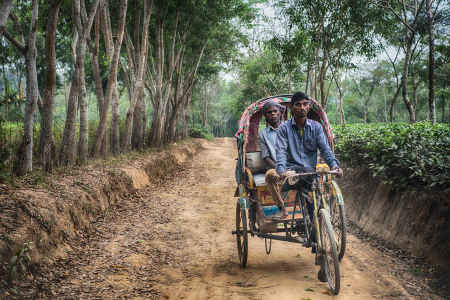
[39,0,61,172]
[91,0,127,156]
[426,0,436,124]
[122,0,152,151]
[77,43,89,164]
[311,46,319,100]
[59,72,79,164]
[202,87,208,128]
[13,0,39,175]
[0,0,14,38]
[180,92,192,139]
[142,95,147,145]
[305,61,311,95]
[319,56,328,110]
[441,98,445,123]
[362,100,367,124]
[148,98,166,147]
[389,85,401,122]
[88,11,107,155]
[110,88,120,155]
[132,89,145,149]
[382,88,387,122]
[60,0,100,165]
[167,100,179,143]
[401,35,416,123]
[78,0,102,163]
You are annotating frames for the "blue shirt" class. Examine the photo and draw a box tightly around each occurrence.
[275,118,339,175]
[259,125,278,168]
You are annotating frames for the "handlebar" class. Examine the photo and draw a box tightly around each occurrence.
[281,169,341,185]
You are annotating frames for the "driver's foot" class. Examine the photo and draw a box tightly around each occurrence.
[318,268,327,282]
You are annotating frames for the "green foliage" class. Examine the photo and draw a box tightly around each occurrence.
[5,242,32,284]
[335,122,450,191]
[189,124,214,141]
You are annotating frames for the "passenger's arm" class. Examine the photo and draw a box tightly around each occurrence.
[275,125,288,176]
[259,131,276,169]
[259,130,269,158]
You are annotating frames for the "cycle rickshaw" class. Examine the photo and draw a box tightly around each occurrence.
[232,95,346,295]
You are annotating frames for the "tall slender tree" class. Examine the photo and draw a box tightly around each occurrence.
[122,0,153,151]
[91,0,128,157]
[3,0,40,175]
[39,0,63,172]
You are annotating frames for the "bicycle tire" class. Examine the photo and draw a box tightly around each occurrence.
[319,208,340,295]
[236,201,248,268]
[332,202,346,261]
[329,183,347,261]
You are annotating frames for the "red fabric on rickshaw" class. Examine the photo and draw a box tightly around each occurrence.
[235,96,334,151]
[246,111,262,152]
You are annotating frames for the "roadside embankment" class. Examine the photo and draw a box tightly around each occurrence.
[0,139,204,284]
[340,167,450,267]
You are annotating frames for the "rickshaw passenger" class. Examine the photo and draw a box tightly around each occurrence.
[259,101,287,217]
[258,101,288,219]
[275,91,342,282]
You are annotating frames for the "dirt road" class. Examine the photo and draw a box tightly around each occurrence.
[29,138,440,299]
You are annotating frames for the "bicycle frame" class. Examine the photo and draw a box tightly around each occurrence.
[285,170,340,250]
[311,178,329,254]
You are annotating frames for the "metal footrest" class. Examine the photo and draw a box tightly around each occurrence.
[256,233,305,244]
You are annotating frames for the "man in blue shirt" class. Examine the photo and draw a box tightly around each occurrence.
[276,92,341,176]
[259,101,288,219]
[275,91,342,282]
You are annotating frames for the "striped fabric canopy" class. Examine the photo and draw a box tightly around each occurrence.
[235,95,334,150]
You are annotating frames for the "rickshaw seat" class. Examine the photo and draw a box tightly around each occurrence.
[245,151,267,187]
[246,151,265,173]
[253,173,266,186]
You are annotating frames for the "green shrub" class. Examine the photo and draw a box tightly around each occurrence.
[189,125,214,141]
[334,122,450,191]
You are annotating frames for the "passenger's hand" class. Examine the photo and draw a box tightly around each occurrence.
[332,167,343,177]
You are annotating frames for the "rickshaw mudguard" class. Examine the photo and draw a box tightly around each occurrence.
[238,183,249,209]
[330,180,344,204]
[235,135,244,186]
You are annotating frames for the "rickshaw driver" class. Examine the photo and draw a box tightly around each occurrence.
[258,101,288,220]
[275,91,342,187]
[275,91,342,281]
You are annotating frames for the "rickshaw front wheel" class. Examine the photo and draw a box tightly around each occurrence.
[236,201,248,268]
[318,208,340,295]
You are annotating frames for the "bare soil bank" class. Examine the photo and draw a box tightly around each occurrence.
[339,168,450,273]
[0,139,203,286]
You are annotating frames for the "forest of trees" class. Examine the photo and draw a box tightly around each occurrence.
[0,0,449,178]
[200,0,449,136]
[0,0,255,177]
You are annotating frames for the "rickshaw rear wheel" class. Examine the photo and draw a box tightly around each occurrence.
[236,201,248,268]
[318,208,340,295]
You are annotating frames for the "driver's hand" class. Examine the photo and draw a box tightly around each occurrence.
[332,167,343,177]
[284,170,296,178]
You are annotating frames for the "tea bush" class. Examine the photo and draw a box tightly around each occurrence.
[334,122,450,191]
